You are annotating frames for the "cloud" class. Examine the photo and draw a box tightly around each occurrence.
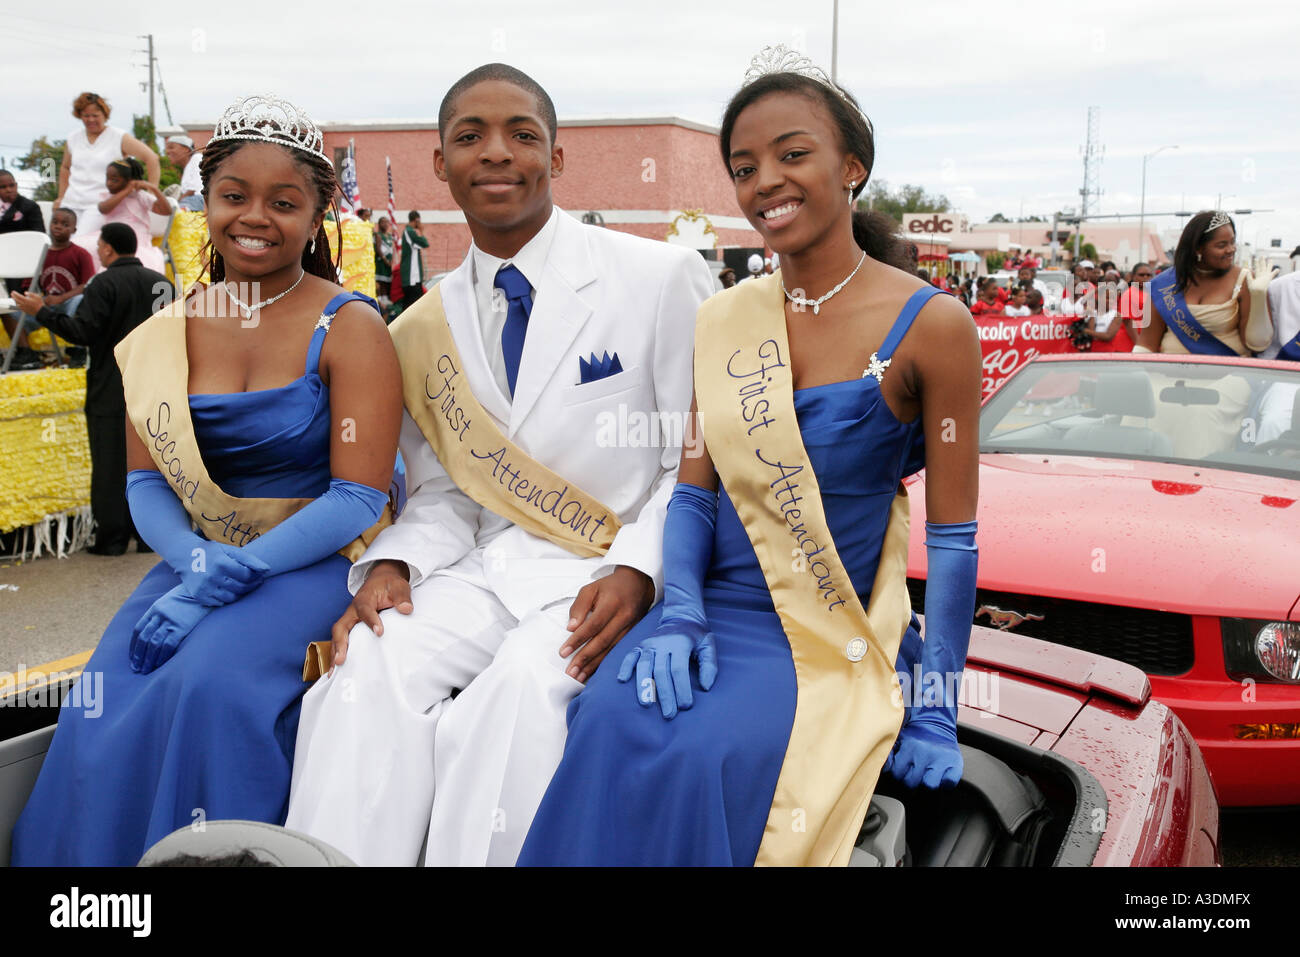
[3,0,1296,243]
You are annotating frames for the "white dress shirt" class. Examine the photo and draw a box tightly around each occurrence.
[469,207,560,399]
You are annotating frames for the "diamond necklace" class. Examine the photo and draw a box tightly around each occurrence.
[223,270,307,318]
[781,252,866,315]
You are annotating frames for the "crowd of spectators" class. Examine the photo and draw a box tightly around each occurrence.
[918,255,1158,353]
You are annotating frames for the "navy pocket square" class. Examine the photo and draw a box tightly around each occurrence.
[578,351,624,384]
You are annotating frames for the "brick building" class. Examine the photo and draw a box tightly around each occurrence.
[181,115,764,274]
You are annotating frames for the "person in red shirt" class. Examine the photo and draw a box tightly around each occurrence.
[970,277,1004,315]
[1089,261,1151,352]
[39,208,97,316]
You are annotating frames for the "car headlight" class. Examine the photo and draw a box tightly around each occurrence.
[1223,619,1300,684]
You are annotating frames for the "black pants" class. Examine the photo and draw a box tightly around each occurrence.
[402,284,425,308]
[86,412,136,551]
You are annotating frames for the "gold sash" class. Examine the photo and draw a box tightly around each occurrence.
[114,299,392,564]
[388,285,621,558]
[694,274,913,867]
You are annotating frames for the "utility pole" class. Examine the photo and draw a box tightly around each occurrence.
[1072,106,1104,264]
[1080,106,1103,217]
[138,34,156,129]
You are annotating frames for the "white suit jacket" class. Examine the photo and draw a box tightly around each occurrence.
[350,210,715,620]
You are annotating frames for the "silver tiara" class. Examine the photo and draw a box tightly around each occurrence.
[208,94,328,164]
[743,44,873,137]
[1203,209,1232,234]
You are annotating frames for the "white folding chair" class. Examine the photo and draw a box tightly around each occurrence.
[0,232,52,374]
[150,199,181,298]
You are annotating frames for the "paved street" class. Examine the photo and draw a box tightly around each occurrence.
[1,549,157,672]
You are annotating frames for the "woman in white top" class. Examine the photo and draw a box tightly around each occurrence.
[55,92,160,240]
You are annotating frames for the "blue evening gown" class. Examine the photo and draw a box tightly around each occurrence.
[12,295,372,866]
[519,287,939,866]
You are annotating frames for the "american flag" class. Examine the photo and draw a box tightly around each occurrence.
[340,139,360,212]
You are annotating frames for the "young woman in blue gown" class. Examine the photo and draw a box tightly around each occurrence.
[12,95,402,867]
[519,51,982,866]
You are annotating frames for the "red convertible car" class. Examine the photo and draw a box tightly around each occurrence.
[0,625,1218,866]
[906,352,1300,807]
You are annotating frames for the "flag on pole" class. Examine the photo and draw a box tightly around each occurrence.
[386,155,402,301]
[386,155,397,228]
[340,138,361,213]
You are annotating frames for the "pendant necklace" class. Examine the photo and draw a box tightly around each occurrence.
[224,270,306,318]
[781,252,866,315]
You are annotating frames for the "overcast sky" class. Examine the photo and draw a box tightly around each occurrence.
[4,0,1297,250]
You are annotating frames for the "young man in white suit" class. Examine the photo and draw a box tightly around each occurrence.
[286,64,714,865]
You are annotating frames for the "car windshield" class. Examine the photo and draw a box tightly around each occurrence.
[980,359,1300,479]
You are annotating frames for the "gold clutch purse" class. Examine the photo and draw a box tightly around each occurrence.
[302,640,334,682]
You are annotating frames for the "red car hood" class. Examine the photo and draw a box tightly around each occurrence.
[907,453,1300,620]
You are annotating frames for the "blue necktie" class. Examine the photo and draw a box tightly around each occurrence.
[494,264,533,397]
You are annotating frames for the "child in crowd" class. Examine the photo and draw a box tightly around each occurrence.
[86,156,170,274]
[40,208,96,316]
[1003,285,1030,316]
[970,277,1004,315]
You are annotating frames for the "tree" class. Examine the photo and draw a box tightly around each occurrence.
[989,212,1009,223]
[1062,233,1098,262]
[986,252,1007,272]
[16,136,65,201]
[857,181,952,226]
[134,114,180,189]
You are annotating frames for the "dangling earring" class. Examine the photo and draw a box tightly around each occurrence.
[1196,252,1202,262]
[848,181,857,206]
[310,237,316,255]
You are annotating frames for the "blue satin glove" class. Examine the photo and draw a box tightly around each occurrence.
[619,620,718,720]
[127,470,269,606]
[618,482,719,719]
[885,519,977,789]
[241,478,388,575]
[887,715,962,789]
[129,585,211,674]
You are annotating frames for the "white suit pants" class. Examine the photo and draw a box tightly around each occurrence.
[286,555,584,866]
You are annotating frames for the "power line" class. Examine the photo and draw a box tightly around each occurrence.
[7,23,131,51]
[7,27,129,58]
[7,13,138,40]
[154,57,176,127]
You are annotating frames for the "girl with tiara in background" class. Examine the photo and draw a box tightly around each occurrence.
[1135,209,1273,357]
[521,47,981,866]
[12,94,402,867]
[91,155,172,273]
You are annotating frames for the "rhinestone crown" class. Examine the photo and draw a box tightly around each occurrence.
[742,44,873,137]
[208,94,328,164]
[1203,209,1232,234]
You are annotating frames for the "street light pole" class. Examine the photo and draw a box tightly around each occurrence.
[1139,144,1177,266]
[831,0,839,83]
